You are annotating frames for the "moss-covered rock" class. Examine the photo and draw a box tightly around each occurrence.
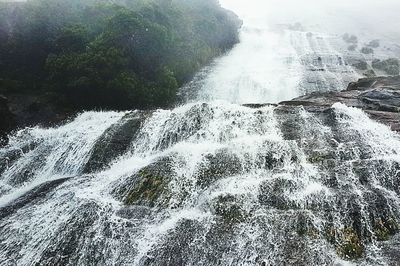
[296,212,319,238]
[113,157,174,207]
[337,228,365,260]
[124,169,169,207]
[326,227,365,260]
[307,150,334,164]
[374,218,399,241]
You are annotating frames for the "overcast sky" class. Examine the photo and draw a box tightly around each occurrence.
[220,0,400,42]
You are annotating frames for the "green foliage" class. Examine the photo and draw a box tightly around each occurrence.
[0,0,240,110]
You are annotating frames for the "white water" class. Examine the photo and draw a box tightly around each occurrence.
[1,1,400,266]
[195,0,400,104]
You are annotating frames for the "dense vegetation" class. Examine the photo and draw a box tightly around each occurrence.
[0,0,240,110]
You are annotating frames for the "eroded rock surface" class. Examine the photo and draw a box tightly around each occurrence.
[280,76,400,131]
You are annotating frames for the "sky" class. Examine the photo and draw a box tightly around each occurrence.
[219,0,400,42]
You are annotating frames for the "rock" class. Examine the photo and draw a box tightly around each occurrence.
[213,194,247,225]
[84,111,149,173]
[363,69,376,77]
[258,178,298,210]
[0,177,71,220]
[335,228,365,260]
[361,47,374,54]
[347,44,357,51]
[351,60,368,71]
[367,39,380,48]
[372,58,400,76]
[342,34,358,44]
[113,157,174,208]
[0,95,15,145]
[195,149,242,187]
[280,76,400,132]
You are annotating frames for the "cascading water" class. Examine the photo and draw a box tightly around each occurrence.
[1,1,400,266]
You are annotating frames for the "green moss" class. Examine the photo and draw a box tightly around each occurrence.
[124,170,168,207]
[374,218,399,241]
[325,227,365,260]
[337,228,365,260]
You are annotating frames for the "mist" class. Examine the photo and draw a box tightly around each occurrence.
[196,0,400,104]
[220,0,400,41]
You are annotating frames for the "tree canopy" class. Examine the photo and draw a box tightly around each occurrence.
[0,0,241,110]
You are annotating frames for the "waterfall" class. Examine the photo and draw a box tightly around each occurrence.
[1,101,399,265]
[1,1,400,266]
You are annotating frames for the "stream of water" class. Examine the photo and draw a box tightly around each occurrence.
[1,1,400,265]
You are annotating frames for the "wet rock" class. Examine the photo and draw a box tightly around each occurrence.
[351,60,368,71]
[0,177,71,220]
[195,149,242,187]
[280,76,400,132]
[335,228,365,260]
[36,201,103,266]
[258,178,298,210]
[156,103,214,150]
[0,95,15,145]
[372,58,400,76]
[140,219,205,266]
[361,47,374,54]
[342,34,358,44]
[367,39,380,48]
[347,44,357,51]
[114,157,174,208]
[213,194,247,225]
[84,111,149,173]
[363,69,376,77]
[379,233,400,265]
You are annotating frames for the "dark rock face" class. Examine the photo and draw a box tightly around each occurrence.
[0,177,71,220]
[112,157,175,208]
[280,76,400,132]
[84,111,150,173]
[0,95,15,145]
[0,93,74,146]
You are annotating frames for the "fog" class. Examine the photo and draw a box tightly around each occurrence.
[196,0,400,104]
[220,0,400,41]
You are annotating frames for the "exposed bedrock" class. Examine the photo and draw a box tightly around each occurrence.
[280,76,400,131]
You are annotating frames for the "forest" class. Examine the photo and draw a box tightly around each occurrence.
[0,0,241,110]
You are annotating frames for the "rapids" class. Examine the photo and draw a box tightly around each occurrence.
[1,1,400,265]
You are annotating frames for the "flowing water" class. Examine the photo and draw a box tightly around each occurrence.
[1,1,400,266]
